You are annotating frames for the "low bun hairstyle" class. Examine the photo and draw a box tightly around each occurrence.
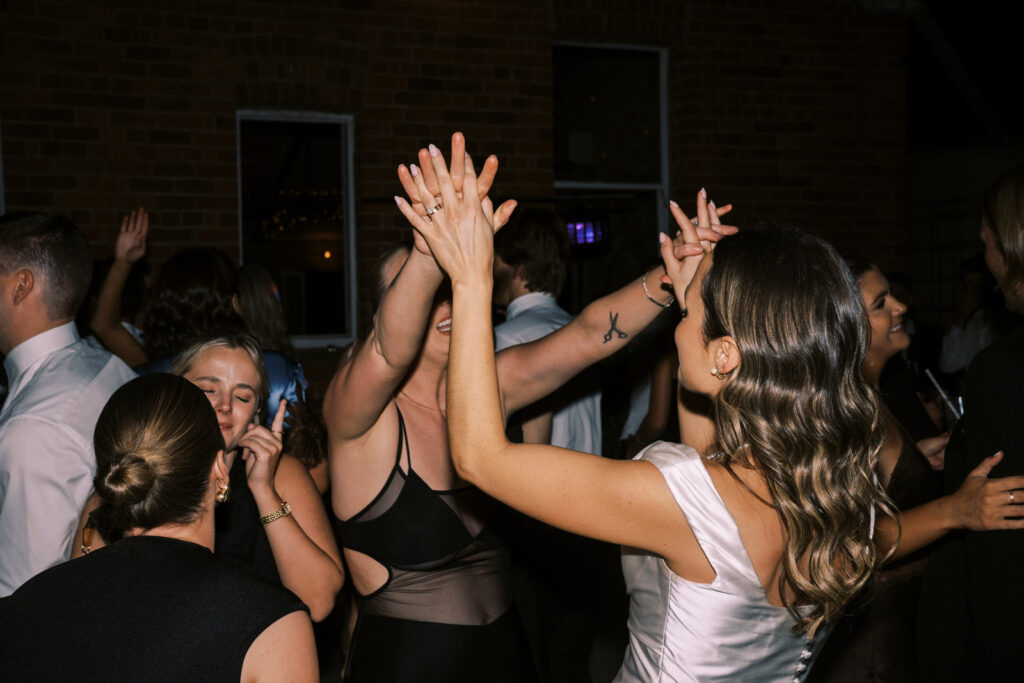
[91,374,225,542]
[700,226,896,638]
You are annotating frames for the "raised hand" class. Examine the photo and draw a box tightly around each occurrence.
[393,142,494,286]
[948,451,1024,531]
[240,398,288,494]
[397,132,516,237]
[115,207,148,264]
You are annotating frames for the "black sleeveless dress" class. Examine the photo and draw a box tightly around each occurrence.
[809,424,942,682]
[336,406,537,682]
[0,535,305,681]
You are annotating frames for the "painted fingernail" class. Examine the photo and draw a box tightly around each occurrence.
[410,164,419,177]
[464,152,470,158]
[700,187,707,199]
[659,232,667,243]
[709,200,717,211]
[394,196,403,206]
[669,200,679,209]
[428,143,440,157]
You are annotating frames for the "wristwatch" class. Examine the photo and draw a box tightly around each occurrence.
[260,501,292,527]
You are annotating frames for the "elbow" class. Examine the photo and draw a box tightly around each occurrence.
[307,595,335,623]
[451,444,476,483]
[305,572,344,622]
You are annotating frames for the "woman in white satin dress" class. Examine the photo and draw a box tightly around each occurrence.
[396,138,1021,681]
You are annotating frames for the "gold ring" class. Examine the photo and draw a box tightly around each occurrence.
[426,204,443,217]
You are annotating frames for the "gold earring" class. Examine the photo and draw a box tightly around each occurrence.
[710,367,728,380]
[215,479,231,504]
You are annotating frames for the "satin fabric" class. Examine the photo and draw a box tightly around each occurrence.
[615,442,826,682]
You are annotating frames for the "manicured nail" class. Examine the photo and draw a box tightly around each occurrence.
[700,187,707,199]
[709,200,717,211]
[669,200,679,209]
[410,164,419,177]
[393,196,403,206]
[465,152,470,158]
[428,144,440,157]
[659,232,667,243]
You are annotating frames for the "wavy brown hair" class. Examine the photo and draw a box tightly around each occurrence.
[701,226,895,637]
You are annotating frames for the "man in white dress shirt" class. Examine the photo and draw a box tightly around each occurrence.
[493,209,603,455]
[492,209,606,682]
[0,213,135,595]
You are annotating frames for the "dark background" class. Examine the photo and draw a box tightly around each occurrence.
[2,0,1021,393]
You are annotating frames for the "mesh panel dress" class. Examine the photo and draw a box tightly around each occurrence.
[336,406,537,682]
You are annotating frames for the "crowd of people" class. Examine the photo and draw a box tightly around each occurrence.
[0,131,1022,682]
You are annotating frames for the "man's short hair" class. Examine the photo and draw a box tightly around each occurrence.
[493,208,570,297]
[0,213,91,320]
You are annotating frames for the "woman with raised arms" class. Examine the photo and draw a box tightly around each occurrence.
[322,133,732,681]
[399,138,1024,681]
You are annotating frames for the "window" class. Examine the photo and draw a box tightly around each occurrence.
[553,44,669,305]
[236,111,356,348]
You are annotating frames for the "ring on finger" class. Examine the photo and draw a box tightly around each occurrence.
[1011,491,1016,504]
[426,204,444,217]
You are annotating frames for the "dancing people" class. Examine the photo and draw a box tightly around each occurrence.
[323,133,731,681]
[0,374,316,681]
[400,138,1024,681]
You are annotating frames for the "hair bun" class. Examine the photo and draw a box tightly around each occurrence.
[96,454,156,508]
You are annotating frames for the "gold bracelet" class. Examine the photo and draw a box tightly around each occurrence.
[260,501,292,527]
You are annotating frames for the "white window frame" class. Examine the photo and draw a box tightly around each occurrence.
[553,42,671,236]
[235,110,357,349]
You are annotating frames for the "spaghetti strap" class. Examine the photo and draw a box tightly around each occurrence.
[395,405,412,472]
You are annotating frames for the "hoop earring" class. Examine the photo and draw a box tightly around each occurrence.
[215,479,231,504]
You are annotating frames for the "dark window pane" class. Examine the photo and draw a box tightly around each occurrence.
[554,46,661,184]
[239,117,350,337]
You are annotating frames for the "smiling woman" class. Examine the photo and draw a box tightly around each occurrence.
[72,335,344,622]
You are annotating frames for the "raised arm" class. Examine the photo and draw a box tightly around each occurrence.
[396,140,716,561]
[323,132,514,442]
[241,401,344,621]
[321,239,445,440]
[91,208,148,367]
[496,193,733,417]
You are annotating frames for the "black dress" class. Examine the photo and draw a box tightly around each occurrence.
[335,406,537,682]
[810,423,941,682]
[215,454,280,584]
[0,535,305,682]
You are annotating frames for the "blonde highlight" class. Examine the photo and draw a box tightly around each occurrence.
[701,226,897,637]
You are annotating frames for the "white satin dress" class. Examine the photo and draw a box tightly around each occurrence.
[615,443,827,683]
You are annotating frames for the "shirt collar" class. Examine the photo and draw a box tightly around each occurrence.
[505,291,556,319]
[3,322,80,382]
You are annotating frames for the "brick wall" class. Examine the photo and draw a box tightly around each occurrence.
[1,0,908,339]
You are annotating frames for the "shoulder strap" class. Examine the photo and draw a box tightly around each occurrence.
[638,442,762,590]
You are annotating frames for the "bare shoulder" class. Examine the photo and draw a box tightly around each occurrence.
[241,611,317,683]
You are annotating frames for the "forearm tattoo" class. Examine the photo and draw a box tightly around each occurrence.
[602,312,628,343]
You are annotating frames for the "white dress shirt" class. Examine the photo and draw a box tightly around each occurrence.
[495,292,603,456]
[0,322,136,595]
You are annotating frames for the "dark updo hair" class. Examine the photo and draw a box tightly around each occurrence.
[91,374,225,542]
[140,248,246,360]
[700,226,893,637]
